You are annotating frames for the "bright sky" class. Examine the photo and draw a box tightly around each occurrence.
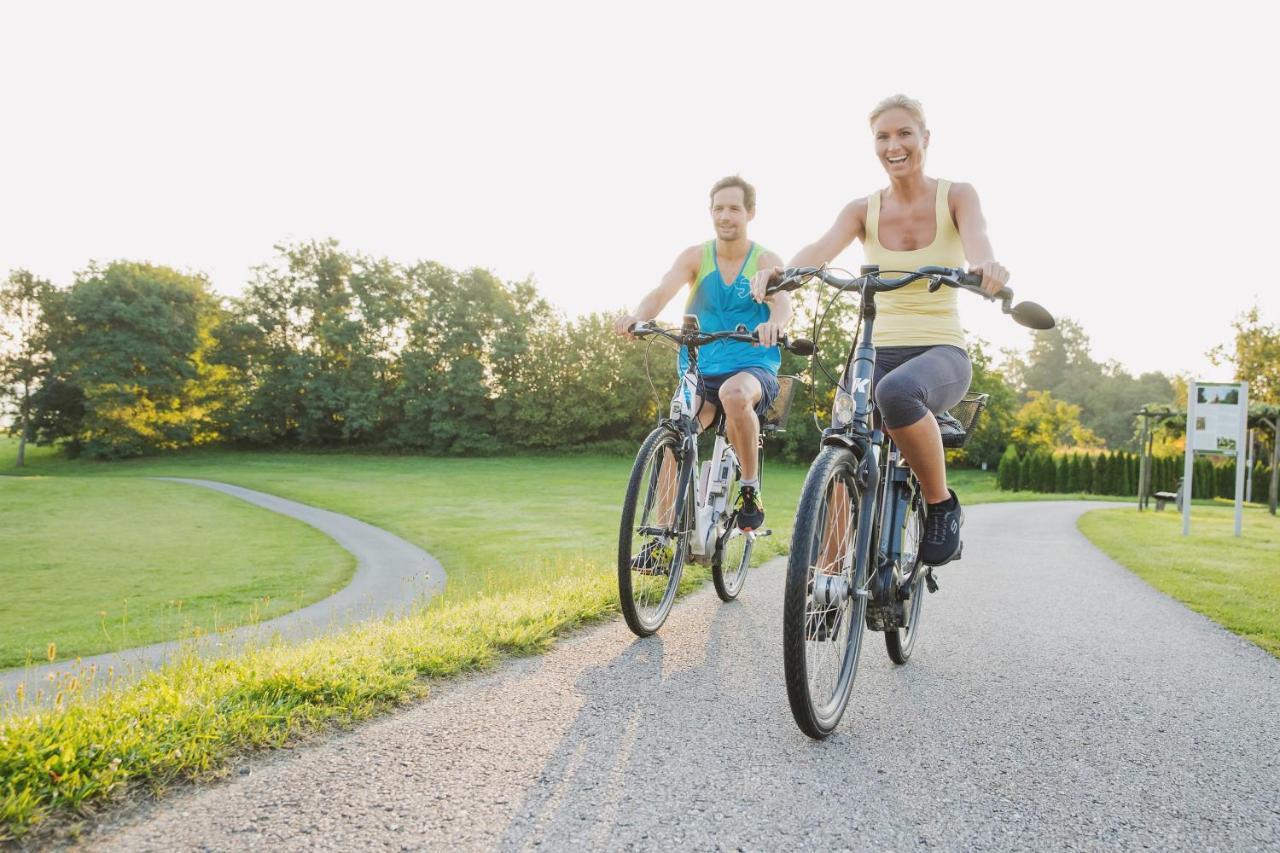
[3,1,1276,380]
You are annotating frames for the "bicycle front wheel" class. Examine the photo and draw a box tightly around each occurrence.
[618,427,693,637]
[782,446,869,739]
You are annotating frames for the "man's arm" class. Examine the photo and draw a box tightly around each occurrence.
[750,199,867,301]
[950,182,1009,297]
[615,245,701,337]
[754,249,792,347]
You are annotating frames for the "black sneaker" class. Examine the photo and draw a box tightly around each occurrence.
[630,539,673,575]
[920,488,963,566]
[736,486,764,531]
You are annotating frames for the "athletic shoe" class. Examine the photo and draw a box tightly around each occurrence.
[630,539,673,575]
[736,486,764,531]
[921,488,964,566]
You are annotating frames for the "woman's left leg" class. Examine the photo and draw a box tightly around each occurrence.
[874,346,972,504]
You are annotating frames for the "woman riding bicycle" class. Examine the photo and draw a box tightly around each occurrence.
[753,94,1009,566]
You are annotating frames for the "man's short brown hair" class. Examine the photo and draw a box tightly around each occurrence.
[709,175,755,213]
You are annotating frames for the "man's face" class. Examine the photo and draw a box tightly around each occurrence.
[710,187,753,241]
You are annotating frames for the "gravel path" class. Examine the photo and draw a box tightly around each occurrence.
[1,478,446,703]
[86,501,1280,851]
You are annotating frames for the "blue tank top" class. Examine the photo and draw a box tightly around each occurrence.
[677,240,780,376]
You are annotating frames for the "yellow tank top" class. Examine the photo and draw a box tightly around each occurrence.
[863,179,967,348]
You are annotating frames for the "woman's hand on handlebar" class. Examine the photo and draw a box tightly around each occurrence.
[750,266,784,303]
[969,260,1010,297]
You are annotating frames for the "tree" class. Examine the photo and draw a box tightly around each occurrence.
[950,338,1018,468]
[1210,304,1280,404]
[997,445,1020,490]
[31,262,227,458]
[226,241,409,446]
[0,270,54,466]
[1010,391,1104,455]
[1007,316,1177,449]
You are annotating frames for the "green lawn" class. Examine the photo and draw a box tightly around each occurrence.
[1078,505,1280,657]
[0,475,353,669]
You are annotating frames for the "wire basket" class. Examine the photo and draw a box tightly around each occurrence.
[940,392,989,449]
[763,375,803,432]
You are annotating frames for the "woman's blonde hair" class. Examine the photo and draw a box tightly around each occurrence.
[869,94,926,131]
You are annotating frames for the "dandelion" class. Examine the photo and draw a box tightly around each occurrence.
[46,642,57,662]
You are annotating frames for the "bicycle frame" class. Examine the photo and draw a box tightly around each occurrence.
[821,283,923,626]
[662,340,757,564]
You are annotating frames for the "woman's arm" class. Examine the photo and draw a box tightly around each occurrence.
[750,199,868,301]
[754,249,791,347]
[950,182,1010,296]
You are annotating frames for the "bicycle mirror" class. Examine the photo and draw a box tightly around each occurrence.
[1010,301,1055,330]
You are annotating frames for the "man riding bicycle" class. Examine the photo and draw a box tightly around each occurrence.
[615,175,792,550]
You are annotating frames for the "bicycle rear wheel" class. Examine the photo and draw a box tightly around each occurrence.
[712,464,752,602]
[885,487,926,664]
[712,516,751,602]
[618,427,693,637]
[782,446,869,739]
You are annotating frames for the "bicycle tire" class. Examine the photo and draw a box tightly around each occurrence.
[885,485,926,664]
[618,427,694,637]
[782,446,870,739]
[712,455,752,602]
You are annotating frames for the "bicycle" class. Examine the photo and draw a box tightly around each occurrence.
[767,264,1055,738]
[617,318,814,637]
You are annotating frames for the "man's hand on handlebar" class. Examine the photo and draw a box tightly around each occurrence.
[754,320,785,348]
[750,266,784,303]
[615,313,645,339]
[969,260,1010,298]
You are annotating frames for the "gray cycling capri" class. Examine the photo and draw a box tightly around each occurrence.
[870,345,973,430]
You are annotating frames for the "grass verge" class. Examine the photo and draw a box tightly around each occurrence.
[1078,505,1280,657]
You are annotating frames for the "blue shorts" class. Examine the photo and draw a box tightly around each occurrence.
[698,367,780,418]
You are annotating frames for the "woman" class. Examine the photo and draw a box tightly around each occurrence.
[752,93,1009,566]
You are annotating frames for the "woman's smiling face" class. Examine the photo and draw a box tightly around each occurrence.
[873,107,930,177]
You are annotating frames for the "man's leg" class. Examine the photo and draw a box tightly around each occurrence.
[717,372,769,530]
[716,373,763,481]
[655,395,720,526]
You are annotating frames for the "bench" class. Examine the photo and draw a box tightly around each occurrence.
[1152,478,1183,511]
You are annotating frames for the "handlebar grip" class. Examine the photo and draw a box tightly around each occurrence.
[786,336,816,357]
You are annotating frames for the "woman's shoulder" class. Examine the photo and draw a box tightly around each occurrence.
[838,195,871,226]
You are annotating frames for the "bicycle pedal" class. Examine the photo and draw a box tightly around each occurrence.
[925,568,939,594]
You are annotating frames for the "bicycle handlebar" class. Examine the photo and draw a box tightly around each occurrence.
[628,323,816,356]
[765,265,1054,330]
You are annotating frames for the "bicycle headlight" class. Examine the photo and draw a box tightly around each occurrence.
[832,392,855,427]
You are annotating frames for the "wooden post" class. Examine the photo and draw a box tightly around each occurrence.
[1137,414,1151,510]
[1268,417,1279,516]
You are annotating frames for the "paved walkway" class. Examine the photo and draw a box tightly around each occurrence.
[87,501,1280,851]
[0,478,446,703]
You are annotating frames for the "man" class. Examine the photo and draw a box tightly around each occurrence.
[615,175,791,546]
